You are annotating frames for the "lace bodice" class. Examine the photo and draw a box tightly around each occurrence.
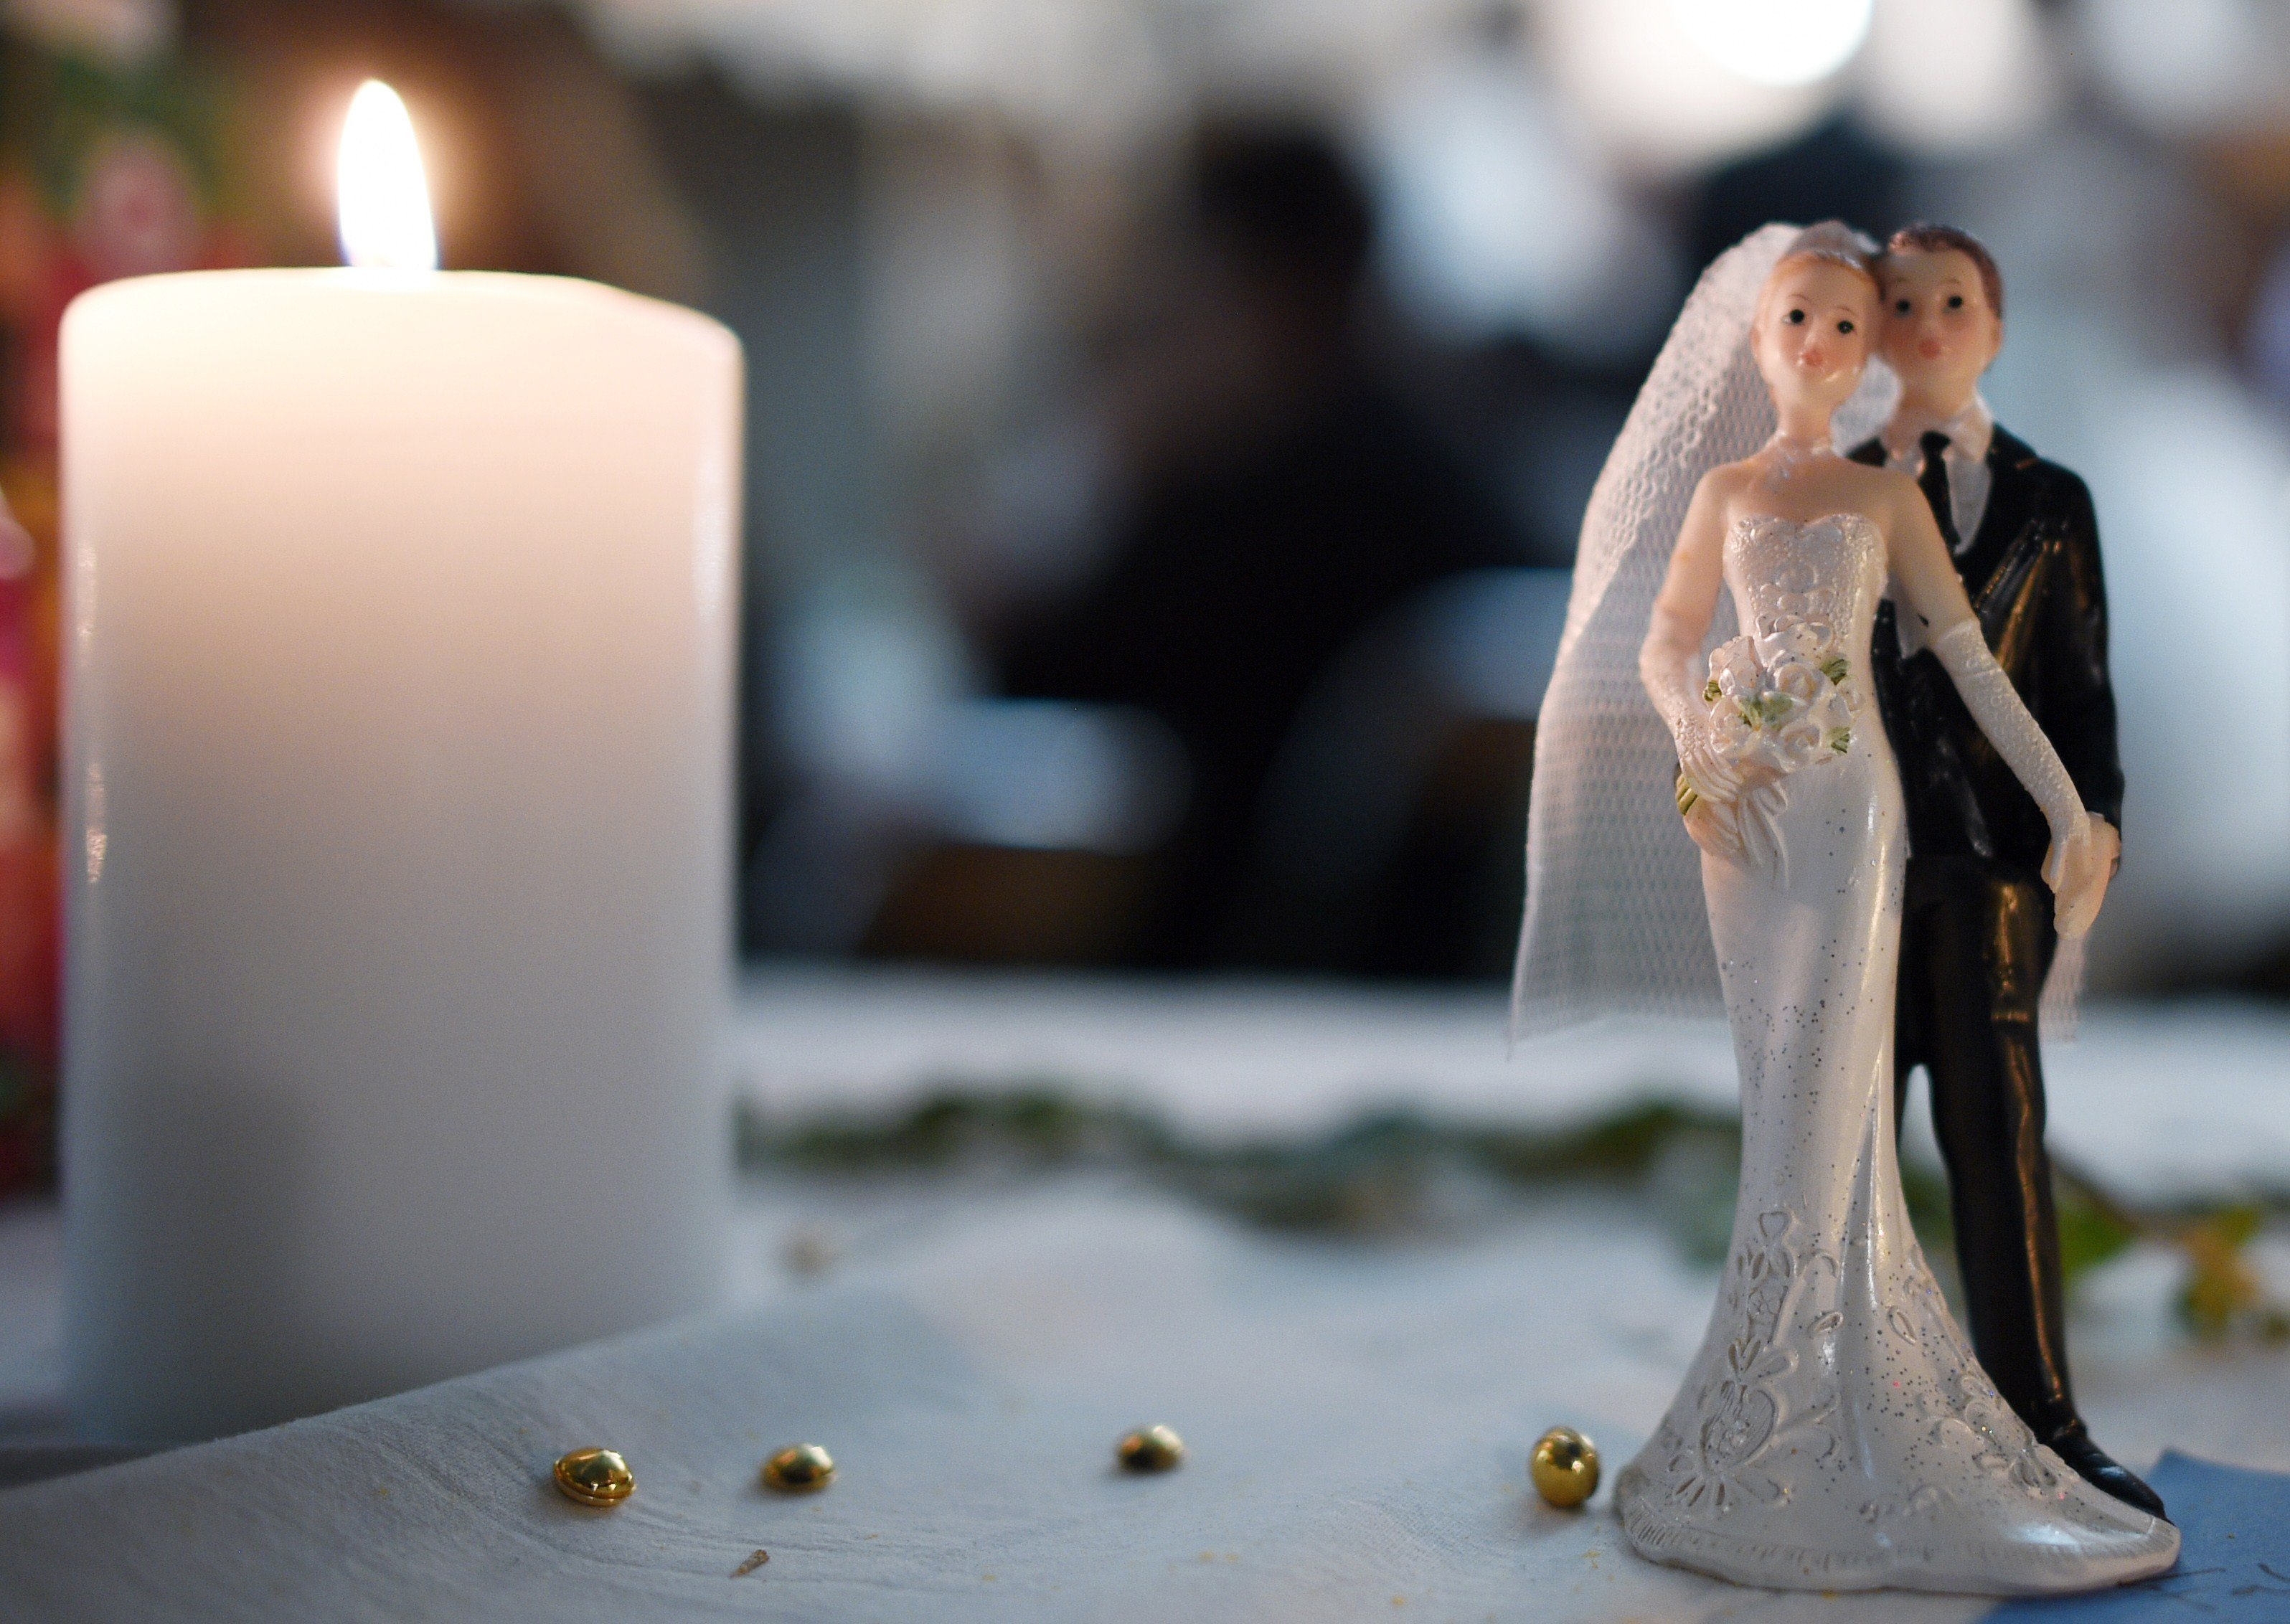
[1700,512,1885,780]
[1723,511,1886,671]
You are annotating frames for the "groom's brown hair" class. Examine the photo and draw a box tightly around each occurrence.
[1883,224,2004,320]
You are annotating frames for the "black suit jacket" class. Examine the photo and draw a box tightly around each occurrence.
[1852,425,2122,876]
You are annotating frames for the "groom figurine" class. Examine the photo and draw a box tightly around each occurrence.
[1854,225,2161,1517]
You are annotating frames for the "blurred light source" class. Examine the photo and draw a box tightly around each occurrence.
[931,699,1186,854]
[572,0,1170,141]
[338,80,438,273]
[2075,0,2289,136]
[1372,52,1679,359]
[1529,0,1840,174]
[1669,0,1873,88]
[1418,569,1573,721]
[776,596,974,797]
[3,0,174,64]
[1855,0,2055,155]
[2075,366,2290,972]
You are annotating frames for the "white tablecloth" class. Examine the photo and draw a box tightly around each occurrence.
[6,1179,2287,1621]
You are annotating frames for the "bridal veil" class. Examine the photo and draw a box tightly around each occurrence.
[1509,222,1899,1035]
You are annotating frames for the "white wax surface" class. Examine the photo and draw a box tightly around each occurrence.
[60,270,742,1440]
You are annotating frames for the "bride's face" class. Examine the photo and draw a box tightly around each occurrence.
[1753,258,1876,422]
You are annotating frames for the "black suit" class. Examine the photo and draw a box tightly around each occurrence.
[1852,424,2121,1450]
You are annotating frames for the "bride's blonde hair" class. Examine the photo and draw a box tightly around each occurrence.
[1768,219,1880,291]
[1752,220,1880,341]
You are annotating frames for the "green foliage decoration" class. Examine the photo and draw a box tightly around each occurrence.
[738,1086,2287,1345]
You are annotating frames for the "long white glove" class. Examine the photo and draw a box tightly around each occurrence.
[1640,600,1743,805]
[1929,618,2094,894]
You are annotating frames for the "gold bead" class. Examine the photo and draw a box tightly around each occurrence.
[1530,1427,1599,1509]
[553,1447,634,1508]
[763,1443,836,1493]
[1116,1424,1185,1473]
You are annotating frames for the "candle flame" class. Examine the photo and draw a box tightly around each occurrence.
[337,80,438,272]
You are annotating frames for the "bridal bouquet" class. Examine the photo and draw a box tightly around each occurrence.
[1702,629,1859,777]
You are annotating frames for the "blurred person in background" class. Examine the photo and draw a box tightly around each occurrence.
[994,124,1520,968]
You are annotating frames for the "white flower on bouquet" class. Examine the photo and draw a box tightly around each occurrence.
[1771,654,1829,707]
[1710,703,1756,754]
[1707,636,1762,703]
[1702,629,1861,778]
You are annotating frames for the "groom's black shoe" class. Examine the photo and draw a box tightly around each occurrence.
[2043,1420,2168,1520]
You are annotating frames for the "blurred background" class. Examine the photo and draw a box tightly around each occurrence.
[4,0,2290,1190]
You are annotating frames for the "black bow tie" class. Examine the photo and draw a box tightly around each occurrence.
[1918,429,1961,552]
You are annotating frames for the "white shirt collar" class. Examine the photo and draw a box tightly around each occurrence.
[1883,392,1994,466]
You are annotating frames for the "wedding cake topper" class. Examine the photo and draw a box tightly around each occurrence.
[1514,223,2176,1593]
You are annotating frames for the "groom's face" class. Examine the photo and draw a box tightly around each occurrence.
[1877,248,2001,410]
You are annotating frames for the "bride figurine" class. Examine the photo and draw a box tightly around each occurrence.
[1511,223,2179,1593]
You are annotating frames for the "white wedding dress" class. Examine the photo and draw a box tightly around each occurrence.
[1610,510,2179,1592]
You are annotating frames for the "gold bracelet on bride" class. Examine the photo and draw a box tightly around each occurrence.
[1676,773,1700,817]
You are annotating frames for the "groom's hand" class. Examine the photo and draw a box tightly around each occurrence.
[2048,816,2119,938]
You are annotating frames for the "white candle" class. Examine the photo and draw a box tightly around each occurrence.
[60,84,742,1440]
